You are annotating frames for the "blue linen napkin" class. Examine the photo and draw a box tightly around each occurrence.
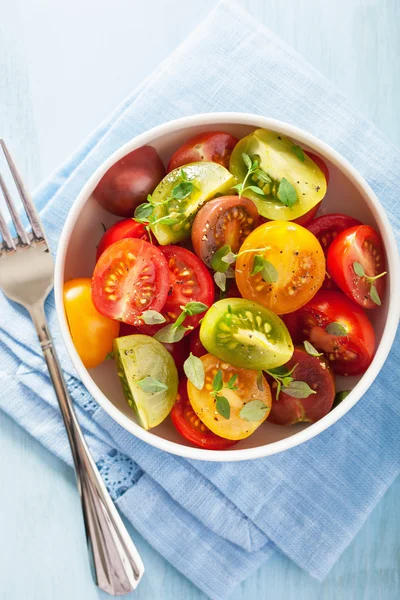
[1,1,399,598]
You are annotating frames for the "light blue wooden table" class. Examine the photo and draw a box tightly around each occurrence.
[0,1,399,598]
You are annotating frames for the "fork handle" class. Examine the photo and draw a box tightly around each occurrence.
[30,302,145,596]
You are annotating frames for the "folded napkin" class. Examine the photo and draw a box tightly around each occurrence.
[1,1,399,598]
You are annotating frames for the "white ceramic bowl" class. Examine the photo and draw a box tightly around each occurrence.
[55,113,400,461]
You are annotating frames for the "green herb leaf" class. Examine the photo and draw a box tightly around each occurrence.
[261,260,278,283]
[134,203,153,220]
[105,352,114,360]
[254,169,271,184]
[282,381,317,398]
[172,180,194,200]
[277,177,297,208]
[154,324,187,343]
[140,310,166,325]
[136,376,168,393]
[216,396,230,419]
[276,379,282,400]
[212,369,224,392]
[247,185,266,195]
[239,400,268,422]
[183,353,205,390]
[232,183,244,194]
[251,255,265,275]
[325,322,347,336]
[242,152,252,170]
[154,216,180,226]
[184,301,208,316]
[267,365,288,376]
[211,245,232,273]
[303,340,323,357]
[333,390,351,408]
[257,370,264,391]
[353,261,365,277]
[221,251,237,265]
[227,374,238,389]
[370,284,381,306]
[180,169,187,181]
[214,271,226,291]
[291,144,305,162]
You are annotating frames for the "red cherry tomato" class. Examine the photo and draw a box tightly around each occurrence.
[170,380,238,449]
[267,347,335,425]
[293,204,320,226]
[167,131,238,172]
[91,239,169,326]
[137,246,214,336]
[189,329,207,358]
[307,213,362,289]
[327,225,386,309]
[162,337,190,369]
[305,151,330,184]
[119,323,140,337]
[93,146,165,217]
[284,290,375,376]
[96,219,152,261]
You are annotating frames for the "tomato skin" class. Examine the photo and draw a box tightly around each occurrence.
[293,204,320,227]
[137,246,214,336]
[171,380,238,449]
[267,347,335,425]
[162,337,190,369]
[93,146,165,217]
[167,131,238,172]
[327,225,386,309]
[284,290,375,375]
[96,219,151,261]
[189,329,207,358]
[64,278,120,369]
[91,238,169,326]
[304,152,330,184]
[191,196,259,267]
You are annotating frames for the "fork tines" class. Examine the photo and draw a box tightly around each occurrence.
[0,139,45,251]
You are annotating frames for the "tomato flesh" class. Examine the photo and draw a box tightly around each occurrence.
[191,195,259,267]
[171,380,238,449]
[91,238,169,326]
[167,131,238,172]
[96,219,151,261]
[327,224,386,309]
[267,347,335,425]
[284,290,375,375]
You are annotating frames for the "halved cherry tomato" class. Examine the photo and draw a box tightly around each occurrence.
[307,213,362,289]
[304,152,330,185]
[137,246,214,336]
[91,238,169,326]
[187,353,272,440]
[267,347,335,425]
[327,225,386,309]
[93,146,165,217]
[64,278,120,369]
[162,337,190,369]
[191,196,259,267]
[229,130,327,221]
[171,380,238,449]
[167,131,238,172]
[284,290,375,375]
[293,204,319,227]
[235,221,325,315]
[96,219,151,261]
[189,329,207,358]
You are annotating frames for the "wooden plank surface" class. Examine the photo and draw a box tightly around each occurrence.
[0,0,399,598]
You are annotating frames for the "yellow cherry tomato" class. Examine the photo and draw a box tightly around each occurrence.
[64,278,120,368]
[235,221,325,315]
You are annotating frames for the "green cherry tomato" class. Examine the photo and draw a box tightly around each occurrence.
[199,298,294,370]
[151,162,235,245]
[229,129,327,220]
[113,334,178,429]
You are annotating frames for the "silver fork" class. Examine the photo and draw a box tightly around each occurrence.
[0,139,145,595]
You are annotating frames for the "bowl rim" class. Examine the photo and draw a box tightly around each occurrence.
[54,112,400,462]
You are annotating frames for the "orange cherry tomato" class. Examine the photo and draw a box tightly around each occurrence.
[235,221,325,315]
[64,278,120,369]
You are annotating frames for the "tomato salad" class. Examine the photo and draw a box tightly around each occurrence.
[64,129,387,449]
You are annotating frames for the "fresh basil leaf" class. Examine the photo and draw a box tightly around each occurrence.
[154,324,187,343]
[141,310,166,325]
[221,251,238,265]
[227,373,238,389]
[184,301,208,316]
[370,284,381,306]
[325,322,347,336]
[136,376,168,393]
[267,365,288,376]
[155,216,180,225]
[282,381,317,399]
[291,144,305,162]
[184,353,205,390]
[333,390,351,408]
[251,255,265,275]
[277,177,297,208]
[232,183,244,193]
[242,152,252,170]
[212,369,224,392]
[247,185,266,195]
[216,396,230,419]
[171,180,194,200]
[261,260,278,284]
[275,379,282,400]
[254,169,271,184]
[257,370,264,391]
[303,340,323,357]
[134,203,153,220]
[214,271,227,291]
[211,244,231,273]
[173,310,187,329]
[353,261,365,277]
[239,400,268,422]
